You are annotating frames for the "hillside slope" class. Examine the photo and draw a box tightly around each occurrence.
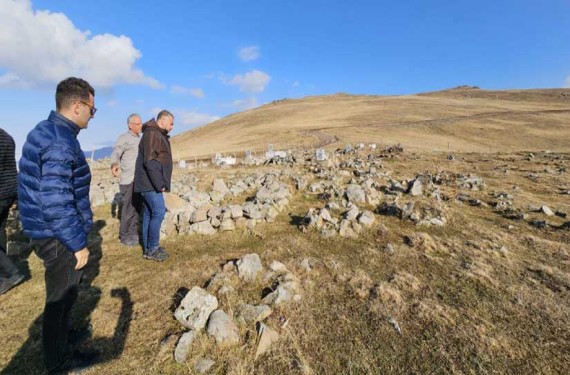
[171,88,570,160]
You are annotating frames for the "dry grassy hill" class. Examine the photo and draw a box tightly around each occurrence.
[172,87,570,160]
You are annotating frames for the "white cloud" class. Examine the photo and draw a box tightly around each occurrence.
[178,110,220,127]
[227,70,270,93]
[233,97,258,111]
[170,85,204,98]
[292,81,300,87]
[0,0,161,89]
[107,100,119,107]
[238,46,260,62]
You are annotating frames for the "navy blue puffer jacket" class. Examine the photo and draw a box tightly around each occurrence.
[18,111,93,252]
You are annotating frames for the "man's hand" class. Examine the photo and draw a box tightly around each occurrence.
[74,248,90,270]
[111,164,120,177]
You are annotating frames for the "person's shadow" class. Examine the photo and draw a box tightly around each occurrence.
[2,220,133,374]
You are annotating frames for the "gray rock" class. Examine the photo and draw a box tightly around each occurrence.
[190,221,216,235]
[219,218,236,231]
[206,310,240,346]
[194,358,215,374]
[321,226,337,238]
[174,287,218,330]
[207,206,222,219]
[540,206,554,216]
[357,211,375,226]
[212,178,229,195]
[430,218,445,227]
[191,206,209,223]
[339,219,357,238]
[228,204,243,218]
[343,205,360,221]
[345,184,366,204]
[235,304,272,324]
[255,323,280,360]
[408,179,423,196]
[300,258,312,273]
[237,253,263,281]
[174,330,198,364]
[269,260,288,274]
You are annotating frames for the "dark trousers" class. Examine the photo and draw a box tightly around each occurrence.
[119,183,140,243]
[33,238,83,371]
[0,197,19,280]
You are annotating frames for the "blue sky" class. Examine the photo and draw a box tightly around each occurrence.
[1,0,569,156]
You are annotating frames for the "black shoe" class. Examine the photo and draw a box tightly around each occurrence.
[120,239,139,247]
[68,324,93,347]
[143,247,169,262]
[0,273,25,295]
[47,350,100,375]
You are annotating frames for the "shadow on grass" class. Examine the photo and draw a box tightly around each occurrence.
[1,220,133,374]
[289,214,305,227]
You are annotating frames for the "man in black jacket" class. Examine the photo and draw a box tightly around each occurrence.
[0,128,25,295]
[134,110,174,261]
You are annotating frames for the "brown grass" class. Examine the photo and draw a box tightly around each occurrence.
[171,88,570,160]
[1,149,569,374]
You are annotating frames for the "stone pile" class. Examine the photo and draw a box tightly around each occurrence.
[159,173,293,237]
[172,254,302,364]
[300,204,376,238]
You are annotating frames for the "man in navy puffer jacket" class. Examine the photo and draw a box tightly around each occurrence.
[18,77,98,374]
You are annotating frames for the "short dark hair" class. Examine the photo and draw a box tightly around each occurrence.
[157,110,174,121]
[55,77,95,111]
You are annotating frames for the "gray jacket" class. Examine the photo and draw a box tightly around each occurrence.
[110,130,140,185]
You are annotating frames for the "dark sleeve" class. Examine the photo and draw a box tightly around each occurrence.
[142,132,166,191]
[39,145,87,251]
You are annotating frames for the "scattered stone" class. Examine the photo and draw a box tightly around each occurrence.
[269,260,289,274]
[194,358,215,374]
[237,253,263,281]
[174,287,218,330]
[540,206,554,216]
[408,179,423,196]
[357,211,376,226]
[228,204,243,218]
[206,310,240,346]
[387,317,402,335]
[339,219,357,238]
[255,323,280,360]
[190,221,216,235]
[174,330,198,364]
[219,218,236,231]
[345,184,366,204]
[235,304,272,324]
[300,258,312,273]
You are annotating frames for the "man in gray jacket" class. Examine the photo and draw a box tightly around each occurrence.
[110,113,142,246]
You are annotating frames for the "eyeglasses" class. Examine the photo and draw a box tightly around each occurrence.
[80,101,97,116]
[129,122,143,126]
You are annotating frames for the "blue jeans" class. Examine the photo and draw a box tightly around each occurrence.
[140,191,166,252]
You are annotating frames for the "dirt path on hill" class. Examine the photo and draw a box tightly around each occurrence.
[301,130,339,147]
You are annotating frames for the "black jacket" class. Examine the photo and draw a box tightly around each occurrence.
[134,119,173,193]
[0,128,18,201]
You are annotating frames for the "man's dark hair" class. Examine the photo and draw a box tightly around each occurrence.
[157,110,174,120]
[55,77,95,111]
